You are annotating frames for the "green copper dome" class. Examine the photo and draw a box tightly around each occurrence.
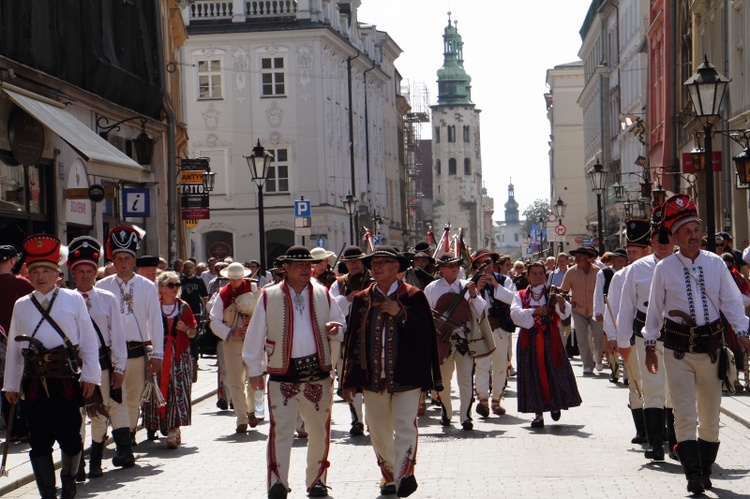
[436,13,472,105]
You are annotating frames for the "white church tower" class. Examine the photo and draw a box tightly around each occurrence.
[430,13,485,250]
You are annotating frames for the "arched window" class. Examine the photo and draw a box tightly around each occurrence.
[448,158,456,175]
[447,125,455,142]
[435,159,441,175]
[463,125,470,142]
[464,158,471,175]
[514,233,519,242]
[434,126,440,143]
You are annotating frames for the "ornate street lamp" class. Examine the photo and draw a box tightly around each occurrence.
[553,197,567,219]
[588,159,608,255]
[684,55,731,253]
[613,183,625,200]
[201,166,216,193]
[652,184,667,206]
[244,139,274,270]
[343,192,358,244]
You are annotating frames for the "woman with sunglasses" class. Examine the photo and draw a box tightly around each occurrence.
[143,271,197,448]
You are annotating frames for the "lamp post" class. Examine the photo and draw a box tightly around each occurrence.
[553,196,566,254]
[245,139,273,271]
[343,192,357,244]
[588,160,608,256]
[684,55,730,253]
[537,216,545,258]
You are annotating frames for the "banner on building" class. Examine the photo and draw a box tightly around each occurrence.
[180,158,210,220]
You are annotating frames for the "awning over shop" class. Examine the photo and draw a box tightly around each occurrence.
[1,85,146,183]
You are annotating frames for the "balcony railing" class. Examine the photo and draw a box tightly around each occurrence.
[189,1,298,21]
[190,2,233,20]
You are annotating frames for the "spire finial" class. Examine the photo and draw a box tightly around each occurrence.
[447,11,451,25]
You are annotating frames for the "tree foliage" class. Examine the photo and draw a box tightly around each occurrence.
[521,199,551,235]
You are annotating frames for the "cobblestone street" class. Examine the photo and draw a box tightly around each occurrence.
[2,355,750,498]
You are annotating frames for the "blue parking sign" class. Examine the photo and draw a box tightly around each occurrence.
[294,199,311,217]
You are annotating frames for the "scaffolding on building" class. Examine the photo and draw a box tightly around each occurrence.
[402,80,429,250]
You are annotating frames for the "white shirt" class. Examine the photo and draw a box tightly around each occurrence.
[616,254,658,348]
[510,284,571,329]
[3,287,101,392]
[243,281,346,378]
[78,287,128,375]
[483,273,516,307]
[208,284,234,341]
[602,267,628,341]
[96,273,164,359]
[424,277,487,320]
[644,250,749,344]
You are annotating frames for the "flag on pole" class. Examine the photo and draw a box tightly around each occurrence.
[427,225,435,247]
[457,228,471,268]
[432,224,451,259]
[362,226,376,253]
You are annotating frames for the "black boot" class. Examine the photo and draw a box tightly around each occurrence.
[697,439,720,490]
[675,440,704,495]
[630,408,647,444]
[643,408,665,461]
[60,451,81,499]
[30,455,57,499]
[88,441,104,478]
[111,427,135,468]
[665,408,678,461]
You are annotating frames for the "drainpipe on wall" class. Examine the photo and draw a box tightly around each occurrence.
[155,0,178,264]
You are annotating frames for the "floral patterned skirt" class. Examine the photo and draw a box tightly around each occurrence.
[143,346,193,432]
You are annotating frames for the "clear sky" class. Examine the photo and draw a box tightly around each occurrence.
[358,0,592,222]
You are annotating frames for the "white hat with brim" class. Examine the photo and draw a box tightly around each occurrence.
[310,247,336,266]
[220,262,253,280]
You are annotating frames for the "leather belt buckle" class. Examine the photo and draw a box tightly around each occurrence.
[688,327,698,354]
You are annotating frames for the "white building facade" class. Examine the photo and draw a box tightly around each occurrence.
[180,1,402,264]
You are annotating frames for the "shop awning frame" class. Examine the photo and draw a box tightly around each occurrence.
[1,84,146,183]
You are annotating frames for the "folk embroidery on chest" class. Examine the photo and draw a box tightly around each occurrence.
[116,279,135,315]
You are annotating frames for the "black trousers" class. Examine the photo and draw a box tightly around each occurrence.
[21,377,83,458]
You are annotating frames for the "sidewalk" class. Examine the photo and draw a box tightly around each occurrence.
[0,357,221,496]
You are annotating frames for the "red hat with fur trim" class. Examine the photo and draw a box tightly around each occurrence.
[661,194,701,235]
[23,234,61,272]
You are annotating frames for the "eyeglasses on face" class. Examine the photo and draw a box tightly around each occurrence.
[166,282,181,289]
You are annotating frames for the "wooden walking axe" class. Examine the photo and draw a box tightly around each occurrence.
[0,402,16,476]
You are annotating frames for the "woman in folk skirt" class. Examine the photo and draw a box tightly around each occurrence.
[143,271,197,448]
[510,262,582,428]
